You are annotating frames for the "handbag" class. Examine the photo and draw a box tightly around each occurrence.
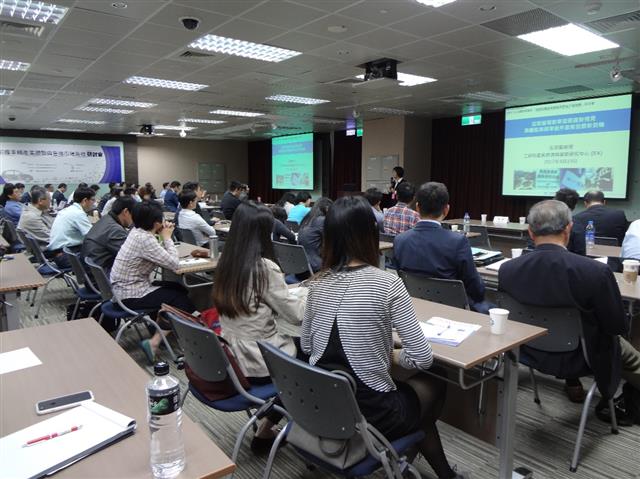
[160,304,251,401]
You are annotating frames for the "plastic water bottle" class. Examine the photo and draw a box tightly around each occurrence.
[585,220,595,250]
[209,233,219,259]
[147,362,185,479]
[463,212,471,233]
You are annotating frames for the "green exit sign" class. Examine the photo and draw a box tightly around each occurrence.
[356,128,363,137]
[461,114,482,126]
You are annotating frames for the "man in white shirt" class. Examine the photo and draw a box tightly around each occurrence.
[177,190,216,246]
[622,220,640,259]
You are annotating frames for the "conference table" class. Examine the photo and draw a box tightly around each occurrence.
[173,243,218,288]
[0,319,235,478]
[0,253,45,331]
[587,244,621,258]
[444,219,529,240]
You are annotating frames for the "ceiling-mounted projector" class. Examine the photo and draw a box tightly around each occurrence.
[353,58,400,89]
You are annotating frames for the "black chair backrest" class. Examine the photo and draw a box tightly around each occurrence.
[16,229,37,256]
[162,310,229,382]
[379,232,395,244]
[398,271,469,310]
[595,236,618,246]
[23,233,50,265]
[286,220,300,233]
[468,225,491,249]
[496,292,582,352]
[178,228,198,246]
[3,219,20,245]
[63,247,99,293]
[273,241,313,277]
[84,256,113,301]
[258,341,361,440]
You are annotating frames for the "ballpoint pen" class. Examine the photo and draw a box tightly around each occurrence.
[22,425,82,447]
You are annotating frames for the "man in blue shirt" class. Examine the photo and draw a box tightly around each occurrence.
[394,181,493,314]
[287,191,312,224]
[1,183,24,226]
[163,181,181,212]
[48,187,96,268]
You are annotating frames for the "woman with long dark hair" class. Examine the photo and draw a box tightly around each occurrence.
[212,201,307,450]
[301,196,462,479]
[298,197,332,272]
[276,192,296,215]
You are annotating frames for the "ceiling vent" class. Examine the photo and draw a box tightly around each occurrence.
[585,9,640,33]
[482,8,566,37]
[176,50,216,62]
[546,85,594,94]
[0,19,45,38]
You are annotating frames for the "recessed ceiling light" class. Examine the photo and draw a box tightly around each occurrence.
[111,2,127,8]
[266,94,329,105]
[0,0,68,24]
[518,23,619,56]
[0,88,13,96]
[90,98,156,108]
[128,131,166,136]
[154,125,197,131]
[41,127,86,132]
[369,106,414,115]
[0,59,30,71]
[327,25,348,33]
[78,106,134,114]
[480,4,496,12]
[415,0,457,7]
[57,119,106,125]
[123,76,208,91]
[355,72,437,87]
[209,109,265,117]
[180,118,226,124]
[189,34,301,62]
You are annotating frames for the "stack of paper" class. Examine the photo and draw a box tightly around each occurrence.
[486,258,511,271]
[179,258,211,266]
[420,317,481,346]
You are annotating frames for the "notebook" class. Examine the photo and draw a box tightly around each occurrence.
[485,258,511,271]
[0,401,136,479]
[179,257,211,266]
[420,317,481,347]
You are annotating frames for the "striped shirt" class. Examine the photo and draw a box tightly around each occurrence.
[301,265,433,392]
[383,202,419,235]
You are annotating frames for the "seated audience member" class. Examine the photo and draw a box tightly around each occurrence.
[89,184,100,193]
[159,182,170,199]
[213,201,307,450]
[17,187,54,249]
[111,201,196,361]
[553,188,585,255]
[394,182,493,314]
[101,188,123,216]
[276,192,296,215]
[287,191,312,224]
[163,181,181,212]
[298,197,332,273]
[82,196,135,271]
[271,205,296,244]
[52,183,67,207]
[500,200,640,421]
[20,184,37,204]
[0,183,24,225]
[138,185,153,201]
[97,182,116,212]
[144,182,157,199]
[182,181,212,224]
[177,190,216,246]
[220,180,243,219]
[67,182,88,204]
[239,183,250,200]
[622,220,640,259]
[383,181,419,235]
[302,196,462,479]
[48,187,96,268]
[44,183,54,201]
[365,187,385,231]
[572,190,629,246]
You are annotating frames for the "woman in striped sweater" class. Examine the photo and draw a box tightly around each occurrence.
[302,196,462,479]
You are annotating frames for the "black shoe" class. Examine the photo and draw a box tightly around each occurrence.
[595,398,635,427]
[250,435,276,454]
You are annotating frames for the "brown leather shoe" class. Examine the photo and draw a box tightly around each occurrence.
[564,384,587,403]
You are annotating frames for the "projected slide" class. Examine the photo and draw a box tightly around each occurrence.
[272,133,313,190]
[502,94,632,198]
[0,137,124,185]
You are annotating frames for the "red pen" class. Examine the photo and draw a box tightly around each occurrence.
[22,425,82,447]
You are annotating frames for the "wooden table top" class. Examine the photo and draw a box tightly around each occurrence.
[0,319,235,479]
[0,253,46,293]
[444,219,529,232]
[412,298,547,370]
[175,243,218,275]
[587,244,621,258]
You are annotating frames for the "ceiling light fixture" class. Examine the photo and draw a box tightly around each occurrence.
[78,106,134,114]
[154,125,197,131]
[0,59,30,71]
[189,34,301,62]
[180,118,226,124]
[415,0,457,7]
[369,106,414,115]
[266,94,329,105]
[610,65,622,82]
[0,88,13,96]
[57,119,106,125]
[90,98,157,108]
[179,129,187,138]
[209,109,265,117]
[41,127,86,132]
[0,0,68,24]
[123,76,208,91]
[518,23,619,56]
[355,72,437,87]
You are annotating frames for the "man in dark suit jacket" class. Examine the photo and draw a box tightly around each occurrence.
[163,181,181,213]
[220,180,243,220]
[394,181,493,314]
[572,190,629,246]
[499,200,640,423]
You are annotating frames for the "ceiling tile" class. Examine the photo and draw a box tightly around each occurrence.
[62,7,139,36]
[288,1,362,14]
[391,11,470,38]
[269,31,337,52]
[466,37,537,58]
[241,1,327,29]
[348,28,418,50]
[51,27,120,50]
[211,18,287,43]
[42,42,105,61]
[307,41,381,64]
[296,14,377,40]
[116,38,182,58]
[439,0,537,24]
[383,39,454,62]
[72,0,169,20]
[338,1,427,26]
[429,25,507,48]
[172,0,264,17]
[130,23,204,45]
[533,0,640,24]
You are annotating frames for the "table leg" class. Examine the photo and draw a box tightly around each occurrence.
[497,349,519,479]
[1,292,20,331]
[378,253,386,270]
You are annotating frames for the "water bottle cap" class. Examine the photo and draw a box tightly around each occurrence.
[154,361,170,376]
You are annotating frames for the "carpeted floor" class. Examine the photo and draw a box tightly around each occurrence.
[17,277,640,479]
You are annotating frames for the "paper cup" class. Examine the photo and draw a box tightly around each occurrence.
[622,259,640,283]
[489,308,509,335]
[481,214,487,224]
[451,224,459,232]
[519,216,526,224]
[511,248,523,258]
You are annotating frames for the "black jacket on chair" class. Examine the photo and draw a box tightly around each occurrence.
[498,243,628,398]
[572,204,629,246]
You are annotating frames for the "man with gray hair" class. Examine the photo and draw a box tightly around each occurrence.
[17,186,54,249]
[499,200,640,424]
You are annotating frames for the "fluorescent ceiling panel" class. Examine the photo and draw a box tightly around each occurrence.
[78,106,134,114]
[41,127,85,132]
[266,94,329,105]
[57,119,106,124]
[415,0,457,7]
[0,88,13,95]
[154,125,197,131]
[189,34,302,63]
[369,106,414,115]
[0,0,68,24]
[0,59,30,71]
[209,109,265,117]
[128,131,166,136]
[518,23,619,56]
[181,118,226,124]
[90,98,157,108]
[124,76,208,91]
